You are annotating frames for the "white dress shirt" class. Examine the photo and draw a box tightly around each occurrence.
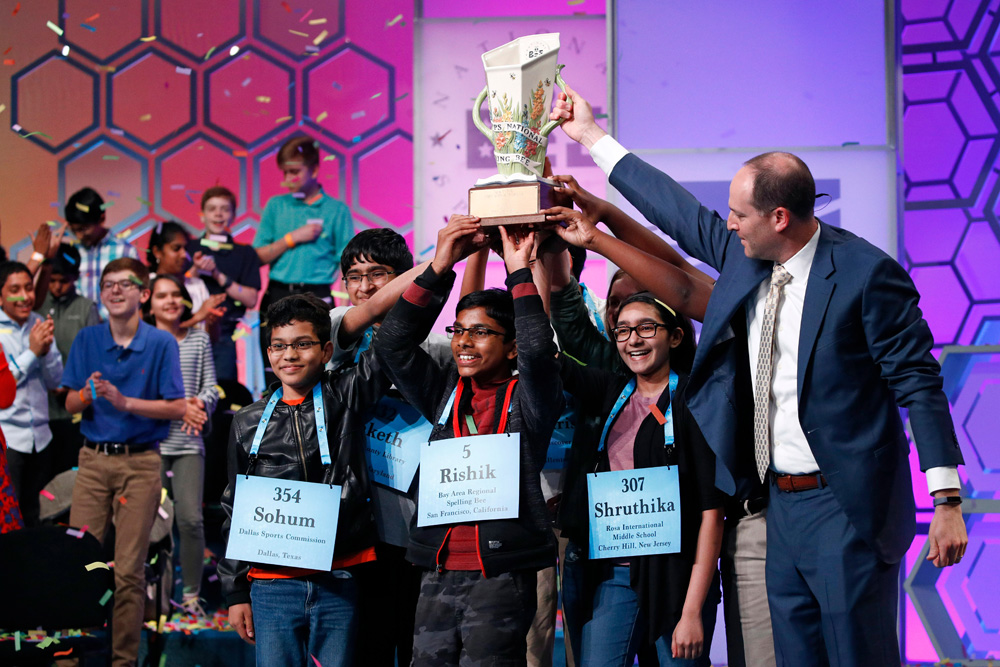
[588,133,959,495]
[0,310,64,453]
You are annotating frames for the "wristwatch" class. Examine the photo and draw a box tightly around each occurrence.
[932,495,962,507]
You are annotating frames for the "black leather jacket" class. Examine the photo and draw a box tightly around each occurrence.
[219,350,388,606]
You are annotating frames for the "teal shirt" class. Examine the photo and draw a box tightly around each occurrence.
[253,189,355,285]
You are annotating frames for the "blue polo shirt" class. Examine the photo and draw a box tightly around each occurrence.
[61,320,185,444]
[252,188,355,285]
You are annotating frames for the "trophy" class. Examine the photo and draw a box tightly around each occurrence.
[469,33,567,226]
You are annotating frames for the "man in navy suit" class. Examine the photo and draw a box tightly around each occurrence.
[548,87,968,666]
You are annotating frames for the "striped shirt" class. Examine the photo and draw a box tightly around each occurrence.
[75,234,141,320]
[160,328,219,456]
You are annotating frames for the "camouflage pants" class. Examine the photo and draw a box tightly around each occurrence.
[411,569,537,667]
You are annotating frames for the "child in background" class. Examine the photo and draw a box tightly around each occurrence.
[221,294,401,667]
[252,135,355,383]
[187,186,262,382]
[63,257,186,667]
[0,261,64,527]
[374,217,562,666]
[64,187,141,318]
[147,222,227,332]
[144,274,219,617]
[36,243,100,476]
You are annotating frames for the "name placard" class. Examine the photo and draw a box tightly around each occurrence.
[543,399,575,471]
[417,433,520,527]
[587,466,681,560]
[226,475,341,570]
[364,396,431,493]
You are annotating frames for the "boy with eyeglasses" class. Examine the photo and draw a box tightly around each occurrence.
[62,258,186,667]
[221,292,443,667]
[373,216,564,666]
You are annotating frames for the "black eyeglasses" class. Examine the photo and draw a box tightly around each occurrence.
[344,270,396,286]
[611,322,669,342]
[445,326,506,342]
[268,340,323,353]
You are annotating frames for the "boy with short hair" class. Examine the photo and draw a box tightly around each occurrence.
[187,186,262,381]
[373,217,564,665]
[35,243,100,476]
[63,257,186,667]
[0,261,64,526]
[222,292,438,666]
[252,135,355,382]
[64,187,141,319]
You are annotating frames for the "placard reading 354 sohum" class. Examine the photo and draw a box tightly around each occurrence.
[226,476,341,570]
[587,466,681,559]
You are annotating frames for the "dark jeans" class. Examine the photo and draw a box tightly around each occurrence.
[412,568,538,667]
[7,445,52,526]
[258,281,332,386]
[353,543,421,667]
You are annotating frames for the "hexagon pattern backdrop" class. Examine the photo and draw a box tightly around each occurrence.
[0,0,413,259]
[900,0,1000,661]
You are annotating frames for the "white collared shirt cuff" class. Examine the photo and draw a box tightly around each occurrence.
[926,466,961,495]
[589,135,630,177]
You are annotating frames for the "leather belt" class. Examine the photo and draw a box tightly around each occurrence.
[773,472,827,493]
[84,441,157,455]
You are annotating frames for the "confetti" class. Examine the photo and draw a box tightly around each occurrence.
[208,574,219,582]
[13,3,20,16]
[53,649,74,657]
[20,130,54,139]
[275,115,292,123]
[158,506,169,519]
[309,18,327,25]
[311,655,323,667]
[37,636,58,649]
[139,113,152,121]
[289,29,309,37]
[140,35,157,42]
[110,127,124,135]
[313,29,328,45]
[14,631,20,651]
[232,149,248,157]
[2,59,14,66]
[80,23,96,32]
[40,489,56,500]
[175,66,192,75]
[47,21,64,36]
[567,0,585,4]
[323,154,337,161]
[119,496,127,504]
[300,8,313,22]
[281,0,292,12]
[316,110,329,122]
[370,92,382,99]
[351,110,366,119]
[230,403,243,412]
[204,46,216,60]
[0,104,5,115]
[5,295,26,302]
[61,45,70,56]
[331,290,349,299]
[215,385,227,399]
[256,95,271,103]
[102,155,119,160]
[420,243,435,255]
[65,527,85,538]
[85,561,110,571]
[241,77,251,87]
[85,13,100,21]
[229,45,240,56]
[99,589,113,606]
[386,14,404,27]
[137,196,152,206]
[75,202,90,213]
[100,200,115,210]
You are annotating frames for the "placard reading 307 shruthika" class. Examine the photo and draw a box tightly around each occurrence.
[226,475,341,570]
[587,466,681,560]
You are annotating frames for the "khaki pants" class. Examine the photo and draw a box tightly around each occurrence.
[70,447,162,667]
[527,530,572,667]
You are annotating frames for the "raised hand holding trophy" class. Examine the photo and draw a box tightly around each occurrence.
[469,33,568,226]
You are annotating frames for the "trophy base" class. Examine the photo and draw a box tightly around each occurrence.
[468,179,556,227]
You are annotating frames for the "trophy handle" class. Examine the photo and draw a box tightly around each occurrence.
[539,64,568,138]
[472,85,493,141]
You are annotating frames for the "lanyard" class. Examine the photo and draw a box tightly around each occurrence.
[353,326,375,364]
[580,283,607,339]
[597,371,678,453]
[437,378,518,437]
[249,383,329,466]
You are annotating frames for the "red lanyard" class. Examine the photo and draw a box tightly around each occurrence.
[452,377,519,438]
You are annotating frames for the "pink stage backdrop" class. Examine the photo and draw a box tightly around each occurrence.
[0,0,414,262]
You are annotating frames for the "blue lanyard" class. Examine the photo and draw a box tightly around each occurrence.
[353,326,375,364]
[597,371,678,452]
[580,283,607,339]
[249,383,330,464]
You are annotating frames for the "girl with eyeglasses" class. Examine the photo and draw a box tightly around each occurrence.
[143,273,220,617]
[557,292,723,667]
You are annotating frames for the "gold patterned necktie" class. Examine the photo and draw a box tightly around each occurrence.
[753,263,792,482]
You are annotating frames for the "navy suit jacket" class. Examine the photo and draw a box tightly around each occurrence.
[610,153,964,563]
